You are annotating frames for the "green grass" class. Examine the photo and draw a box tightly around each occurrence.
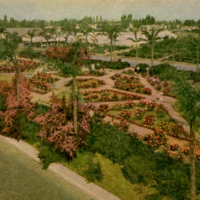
[0,137,92,200]
[0,75,14,83]
[57,91,71,102]
[63,152,162,200]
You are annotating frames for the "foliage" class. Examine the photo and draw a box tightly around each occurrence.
[35,93,92,160]
[0,75,35,139]
[84,59,130,69]
[149,63,176,76]
[135,63,149,73]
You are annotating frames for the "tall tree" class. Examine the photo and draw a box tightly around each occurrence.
[102,22,121,61]
[0,32,21,101]
[127,29,142,58]
[26,29,37,46]
[142,29,163,67]
[43,42,88,136]
[173,74,200,200]
[37,30,46,49]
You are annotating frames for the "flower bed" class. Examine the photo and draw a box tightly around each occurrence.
[65,78,105,88]
[0,59,40,73]
[148,78,176,98]
[112,73,152,95]
[30,72,55,91]
[82,89,144,102]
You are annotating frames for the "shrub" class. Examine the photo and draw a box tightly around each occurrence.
[84,159,103,182]
[149,63,176,76]
[119,110,132,119]
[98,104,110,112]
[135,63,149,73]
[111,103,123,111]
[114,120,130,132]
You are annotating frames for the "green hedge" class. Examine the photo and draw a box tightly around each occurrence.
[149,63,177,75]
[82,59,130,69]
[135,63,150,73]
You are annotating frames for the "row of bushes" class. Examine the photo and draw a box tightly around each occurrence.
[82,59,130,69]
[135,63,200,82]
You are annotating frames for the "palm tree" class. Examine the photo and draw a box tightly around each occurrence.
[142,28,163,67]
[102,23,121,61]
[26,29,37,46]
[38,31,46,49]
[127,29,141,58]
[88,30,101,45]
[1,32,21,101]
[192,36,200,70]
[43,32,51,47]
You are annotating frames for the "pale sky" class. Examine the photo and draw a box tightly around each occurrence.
[0,0,200,21]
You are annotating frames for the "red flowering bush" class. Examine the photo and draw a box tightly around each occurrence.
[111,92,119,100]
[143,129,168,149]
[172,124,185,135]
[112,103,123,111]
[124,100,135,108]
[142,115,156,125]
[134,107,147,119]
[114,120,129,132]
[156,122,173,133]
[98,104,110,113]
[35,94,91,160]
[143,87,152,95]
[119,110,132,119]
[0,74,35,139]
[138,99,148,107]
[181,147,190,155]
[30,72,53,91]
[0,59,40,73]
[156,85,162,90]
[146,100,157,111]
[168,143,180,151]
[154,103,167,117]
[196,149,200,160]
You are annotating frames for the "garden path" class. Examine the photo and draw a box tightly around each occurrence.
[30,66,200,141]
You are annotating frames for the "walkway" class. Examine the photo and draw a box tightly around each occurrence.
[30,63,199,142]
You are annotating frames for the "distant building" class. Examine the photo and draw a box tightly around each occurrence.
[180,26,199,31]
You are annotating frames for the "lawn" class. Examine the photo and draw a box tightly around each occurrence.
[0,137,92,200]
[57,91,71,102]
[0,75,14,83]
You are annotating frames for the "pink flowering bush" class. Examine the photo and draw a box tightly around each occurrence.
[98,104,110,113]
[112,103,123,111]
[154,103,167,117]
[114,120,129,132]
[124,100,135,108]
[119,110,132,119]
[181,147,190,155]
[168,143,180,151]
[142,115,156,126]
[134,107,147,119]
[143,129,168,149]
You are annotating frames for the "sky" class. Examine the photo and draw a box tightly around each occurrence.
[0,0,200,22]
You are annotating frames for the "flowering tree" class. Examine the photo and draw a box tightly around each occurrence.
[43,43,90,137]
[35,93,91,159]
[0,75,34,139]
